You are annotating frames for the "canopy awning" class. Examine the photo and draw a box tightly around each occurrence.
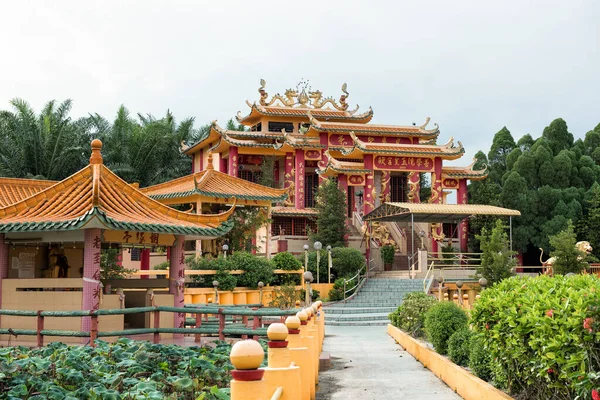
[364,202,521,223]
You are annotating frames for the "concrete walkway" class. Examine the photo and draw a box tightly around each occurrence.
[317,325,462,400]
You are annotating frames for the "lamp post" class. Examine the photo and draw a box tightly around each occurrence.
[326,245,332,284]
[258,281,264,304]
[303,271,313,306]
[314,241,322,284]
[222,243,229,259]
[456,280,464,305]
[212,280,219,304]
[302,244,309,288]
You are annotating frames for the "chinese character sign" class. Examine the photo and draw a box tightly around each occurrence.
[442,178,459,189]
[373,156,434,172]
[348,175,365,186]
[304,150,321,160]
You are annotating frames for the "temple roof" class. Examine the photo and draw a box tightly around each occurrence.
[0,140,234,238]
[317,151,371,177]
[141,152,288,203]
[442,159,488,180]
[271,206,318,217]
[340,132,465,160]
[237,103,374,125]
[306,114,440,138]
[0,177,58,208]
[273,130,325,151]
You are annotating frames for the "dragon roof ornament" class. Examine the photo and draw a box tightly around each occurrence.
[252,79,359,111]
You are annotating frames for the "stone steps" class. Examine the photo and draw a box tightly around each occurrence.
[324,306,397,315]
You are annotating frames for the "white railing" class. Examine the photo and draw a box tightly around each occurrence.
[423,261,435,293]
[270,387,283,400]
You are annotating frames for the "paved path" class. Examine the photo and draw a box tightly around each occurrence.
[316,325,462,400]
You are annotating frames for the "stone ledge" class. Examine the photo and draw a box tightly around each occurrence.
[387,324,513,400]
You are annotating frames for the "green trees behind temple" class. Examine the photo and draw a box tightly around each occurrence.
[469,118,600,261]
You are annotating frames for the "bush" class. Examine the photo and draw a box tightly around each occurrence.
[299,288,320,302]
[187,256,237,291]
[470,275,600,398]
[424,301,469,354]
[272,252,302,286]
[381,244,395,264]
[468,334,493,382]
[328,278,346,301]
[447,328,472,367]
[270,284,299,309]
[153,261,169,270]
[306,247,364,283]
[389,292,437,338]
[229,252,274,289]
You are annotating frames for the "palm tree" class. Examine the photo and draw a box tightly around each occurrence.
[0,99,87,180]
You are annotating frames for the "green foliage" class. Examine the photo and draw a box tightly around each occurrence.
[312,178,348,248]
[257,156,276,188]
[100,249,134,280]
[153,261,169,270]
[475,220,516,286]
[470,275,600,399]
[221,207,270,252]
[271,252,302,285]
[388,292,437,338]
[299,288,320,302]
[468,334,493,382]
[228,252,274,289]
[0,338,236,398]
[306,247,364,282]
[380,244,395,264]
[328,278,346,301]
[424,301,469,355]
[447,328,472,367]
[270,284,299,309]
[577,184,600,259]
[549,221,589,274]
[187,256,237,291]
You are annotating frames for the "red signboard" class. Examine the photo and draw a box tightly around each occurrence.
[373,156,434,171]
[348,175,365,186]
[304,150,321,160]
[443,178,459,189]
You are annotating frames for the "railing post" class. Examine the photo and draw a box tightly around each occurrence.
[343,280,347,304]
[218,308,225,341]
[252,310,260,341]
[36,310,44,348]
[195,312,202,343]
[242,315,249,339]
[90,311,98,347]
[153,308,160,344]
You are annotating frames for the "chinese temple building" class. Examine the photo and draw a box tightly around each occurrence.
[183,80,488,258]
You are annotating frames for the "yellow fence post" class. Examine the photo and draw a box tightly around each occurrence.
[262,323,302,400]
[229,340,267,400]
[286,316,313,400]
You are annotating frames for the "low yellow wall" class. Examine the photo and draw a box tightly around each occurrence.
[311,283,333,298]
[387,325,512,400]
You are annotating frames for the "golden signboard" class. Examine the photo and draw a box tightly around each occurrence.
[102,230,176,246]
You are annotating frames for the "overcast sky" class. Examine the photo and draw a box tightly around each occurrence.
[1,0,599,163]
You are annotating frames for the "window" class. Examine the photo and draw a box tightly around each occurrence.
[390,175,407,203]
[304,173,319,208]
[442,223,458,239]
[250,122,262,132]
[268,121,294,133]
[130,248,142,261]
[271,217,317,236]
[239,169,255,183]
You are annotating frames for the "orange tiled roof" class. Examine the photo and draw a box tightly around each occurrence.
[317,150,370,177]
[0,177,58,207]
[271,206,318,217]
[0,140,235,237]
[442,159,488,180]
[237,103,374,125]
[142,154,288,203]
[308,114,439,138]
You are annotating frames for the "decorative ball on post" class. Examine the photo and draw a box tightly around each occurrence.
[303,271,314,306]
[230,340,265,380]
[326,245,332,284]
[314,241,322,284]
[213,280,219,304]
[267,322,289,343]
[478,277,488,290]
[436,275,444,301]
[258,281,265,304]
[222,243,229,259]
[456,280,464,305]
[285,316,301,332]
[303,243,309,270]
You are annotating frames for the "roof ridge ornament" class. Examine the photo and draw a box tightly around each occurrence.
[206,150,214,170]
[90,139,103,165]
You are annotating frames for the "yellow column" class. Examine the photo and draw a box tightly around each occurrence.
[262,323,302,400]
[229,340,267,400]
[286,316,313,400]
[297,310,317,392]
[303,308,319,385]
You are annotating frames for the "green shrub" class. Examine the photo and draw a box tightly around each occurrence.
[270,284,299,309]
[381,244,395,264]
[153,261,169,270]
[424,301,468,354]
[229,252,274,289]
[468,334,493,382]
[328,278,346,301]
[299,288,320,302]
[187,256,236,290]
[272,252,302,285]
[306,247,364,283]
[447,328,472,367]
[389,292,437,338]
[470,275,600,398]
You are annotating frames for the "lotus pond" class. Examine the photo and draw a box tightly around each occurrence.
[0,338,256,399]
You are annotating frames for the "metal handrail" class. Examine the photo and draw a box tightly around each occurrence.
[423,261,435,293]
[343,259,377,303]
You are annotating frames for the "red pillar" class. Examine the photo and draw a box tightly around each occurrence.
[407,171,421,203]
[285,152,294,205]
[338,174,350,225]
[82,228,102,334]
[431,158,443,255]
[319,133,328,184]
[380,171,391,204]
[0,234,8,327]
[295,149,305,209]
[219,155,227,173]
[140,248,150,279]
[458,178,468,253]
[363,155,375,264]
[228,146,238,177]
[169,235,186,337]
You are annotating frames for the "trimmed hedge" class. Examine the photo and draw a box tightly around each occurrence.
[424,301,469,355]
[389,292,437,338]
[470,275,600,399]
[447,328,472,367]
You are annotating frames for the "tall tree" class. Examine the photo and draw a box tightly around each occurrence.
[312,178,348,248]
[476,219,516,286]
[549,221,589,274]
[487,127,516,184]
[542,118,574,156]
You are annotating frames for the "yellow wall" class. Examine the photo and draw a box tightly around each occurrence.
[7,246,84,279]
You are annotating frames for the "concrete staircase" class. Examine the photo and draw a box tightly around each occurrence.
[324,275,424,326]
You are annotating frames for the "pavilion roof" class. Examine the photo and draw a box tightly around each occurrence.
[306,114,440,138]
[273,130,325,151]
[271,206,318,217]
[141,152,288,203]
[317,151,371,177]
[364,202,520,223]
[340,132,465,160]
[442,159,488,181]
[236,103,374,125]
[0,177,58,208]
[0,141,235,238]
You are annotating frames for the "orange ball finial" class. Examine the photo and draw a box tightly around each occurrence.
[89,139,103,164]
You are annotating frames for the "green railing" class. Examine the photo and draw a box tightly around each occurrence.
[0,305,299,347]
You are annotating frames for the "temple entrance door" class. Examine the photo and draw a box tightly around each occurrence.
[347,186,354,218]
[305,173,319,208]
[390,174,407,203]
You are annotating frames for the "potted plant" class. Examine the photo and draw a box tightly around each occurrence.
[381,244,395,271]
